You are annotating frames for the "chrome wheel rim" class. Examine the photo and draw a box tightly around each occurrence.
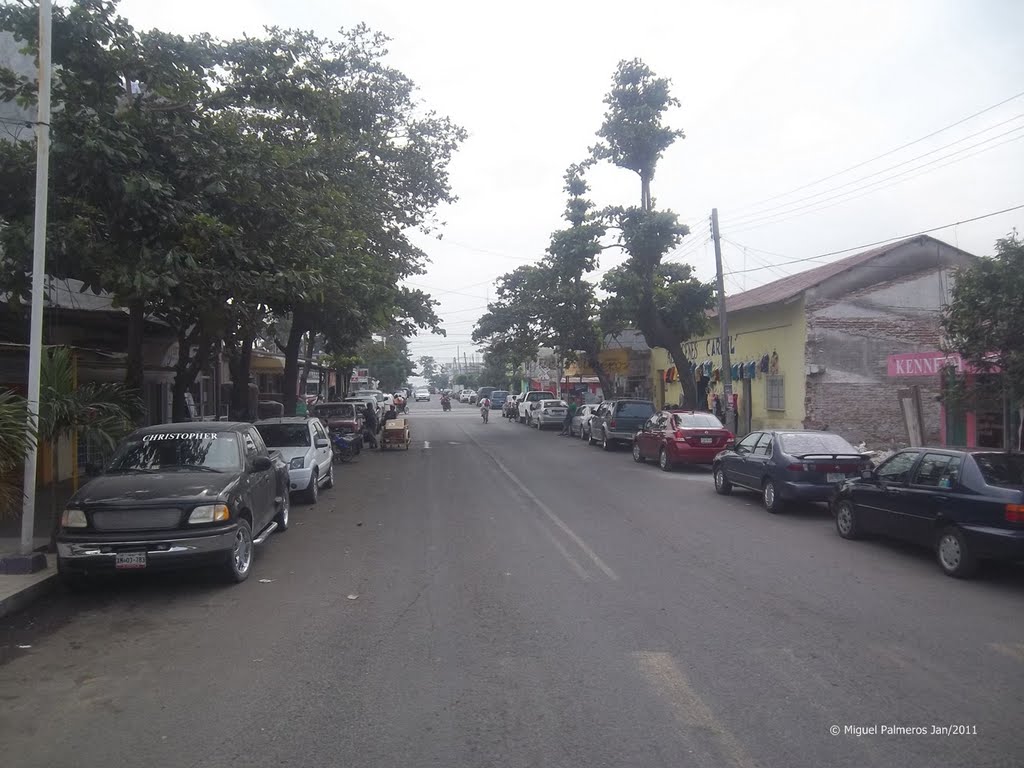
[632,443,641,460]
[233,526,252,574]
[280,495,289,527]
[660,450,668,469]
[836,502,852,534]
[310,472,318,501]
[764,482,775,507]
[714,469,724,490]
[939,533,961,571]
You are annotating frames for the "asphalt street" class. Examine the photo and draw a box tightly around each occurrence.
[1,399,1022,768]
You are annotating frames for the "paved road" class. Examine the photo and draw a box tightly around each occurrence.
[2,400,1023,768]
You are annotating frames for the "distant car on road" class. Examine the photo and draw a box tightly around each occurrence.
[588,399,656,451]
[529,399,568,429]
[831,448,1024,578]
[56,422,290,586]
[713,429,868,513]
[415,389,431,402]
[633,410,734,471]
[255,417,334,503]
[459,389,476,404]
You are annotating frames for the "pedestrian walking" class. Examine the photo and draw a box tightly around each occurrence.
[561,397,577,436]
[363,403,379,449]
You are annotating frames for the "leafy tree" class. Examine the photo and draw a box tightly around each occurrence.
[358,337,416,393]
[943,233,1024,447]
[0,389,33,517]
[591,59,714,408]
[418,356,438,381]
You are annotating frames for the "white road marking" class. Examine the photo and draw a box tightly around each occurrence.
[460,426,619,581]
[536,520,590,581]
[632,651,756,768]
[423,441,430,449]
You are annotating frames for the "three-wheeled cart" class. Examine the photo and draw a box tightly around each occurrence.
[381,417,411,450]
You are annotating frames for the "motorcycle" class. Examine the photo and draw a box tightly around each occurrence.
[441,396,451,412]
[480,405,489,423]
[330,430,360,463]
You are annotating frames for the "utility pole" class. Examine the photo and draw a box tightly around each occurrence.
[4,0,52,572]
[711,209,734,434]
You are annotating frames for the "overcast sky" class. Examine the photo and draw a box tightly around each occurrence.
[121,0,1024,367]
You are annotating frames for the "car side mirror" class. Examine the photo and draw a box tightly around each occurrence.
[85,462,102,477]
[860,469,874,480]
[252,455,273,472]
[315,438,329,449]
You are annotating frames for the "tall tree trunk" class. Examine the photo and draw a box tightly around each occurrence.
[585,352,616,400]
[227,334,254,420]
[281,318,307,417]
[299,332,316,402]
[125,299,146,409]
[171,331,213,422]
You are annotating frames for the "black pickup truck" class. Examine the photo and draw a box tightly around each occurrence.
[56,422,290,585]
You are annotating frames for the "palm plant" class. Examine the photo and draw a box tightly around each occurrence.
[0,388,35,517]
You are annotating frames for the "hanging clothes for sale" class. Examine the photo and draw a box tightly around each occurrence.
[770,350,780,375]
[731,363,740,380]
[746,360,757,379]
[759,354,770,373]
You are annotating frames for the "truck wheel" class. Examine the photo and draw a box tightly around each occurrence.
[224,519,254,584]
[274,492,290,532]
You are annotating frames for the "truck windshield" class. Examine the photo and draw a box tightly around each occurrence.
[109,432,241,472]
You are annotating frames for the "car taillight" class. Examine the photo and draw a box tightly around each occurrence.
[788,463,813,472]
[1005,504,1024,523]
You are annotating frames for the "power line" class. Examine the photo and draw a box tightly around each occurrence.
[727,87,1024,216]
[727,113,1024,227]
[727,124,1024,232]
[722,202,1024,276]
[728,131,1024,236]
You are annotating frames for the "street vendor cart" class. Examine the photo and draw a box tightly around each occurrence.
[381,417,411,450]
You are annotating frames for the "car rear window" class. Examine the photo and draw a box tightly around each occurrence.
[973,453,1024,488]
[616,402,655,417]
[778,432,857,455]
[673,413,723,428]
[256,424,310,447]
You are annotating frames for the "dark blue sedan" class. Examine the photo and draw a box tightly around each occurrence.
[713,430,869,513]
[831,448,1024,578]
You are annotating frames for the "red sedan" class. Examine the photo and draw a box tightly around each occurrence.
[633,410,734,471]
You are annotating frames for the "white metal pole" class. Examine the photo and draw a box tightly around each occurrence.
[19,0,53,556]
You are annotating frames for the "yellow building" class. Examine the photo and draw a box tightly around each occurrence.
[651,236,977,444]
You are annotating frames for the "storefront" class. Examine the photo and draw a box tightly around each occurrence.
[887,351,1019,449]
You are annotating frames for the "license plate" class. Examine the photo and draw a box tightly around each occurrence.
[827,473,846,483]
[700,437,714,444]
[115,551,147,570]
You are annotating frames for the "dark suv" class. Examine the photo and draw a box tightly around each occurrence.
[588,400,656,451]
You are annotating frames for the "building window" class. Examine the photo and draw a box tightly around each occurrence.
[766,375,785,411]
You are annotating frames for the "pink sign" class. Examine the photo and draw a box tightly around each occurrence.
[887,352,963,377]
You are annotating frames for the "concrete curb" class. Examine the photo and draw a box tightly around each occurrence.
[0,570,59,620]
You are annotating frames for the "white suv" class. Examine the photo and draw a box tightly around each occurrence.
[459,389,475,404]
[517,391,554,423]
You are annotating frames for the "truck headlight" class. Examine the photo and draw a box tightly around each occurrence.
[188,504,230,524]
[61,508,87,528]
[289,456,305,469]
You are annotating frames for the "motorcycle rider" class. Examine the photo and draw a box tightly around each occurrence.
[441,392,451,411]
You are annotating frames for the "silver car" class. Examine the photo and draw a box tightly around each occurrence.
[530,399,569,430]
[254,417,334,504]
[571,404,598,438]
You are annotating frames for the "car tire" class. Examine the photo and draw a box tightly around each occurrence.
[659,447,673,472]
[274,491,290,532]
[602,431,613,451]
[305,469,319,505]
[833,499,860,540]
[324,461,335,489]
[580,426,588,441]
[588,428,597,446]
[632,441,645,463]
[224,518,254,584]
[713,464,732,495]
[936,526,977,578]
[762,478,784,513]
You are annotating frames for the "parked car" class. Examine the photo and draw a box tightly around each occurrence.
[588,399,656,450]
[255,417,334,503]
[490,390,510,410]
[414,389,431,402]
[713,429,869,513]
[831,448,1024,578]
[517,390,554,423]
[529,399,568,429]
[571,403,599,439]
[633,410,734,471]
[344,394,382,420]
[56,422,290,585]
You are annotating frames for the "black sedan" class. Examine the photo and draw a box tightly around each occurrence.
[831,448,1024,578]
[713,429,869,512]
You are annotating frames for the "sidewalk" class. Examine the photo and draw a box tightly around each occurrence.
[0,479,74,618]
